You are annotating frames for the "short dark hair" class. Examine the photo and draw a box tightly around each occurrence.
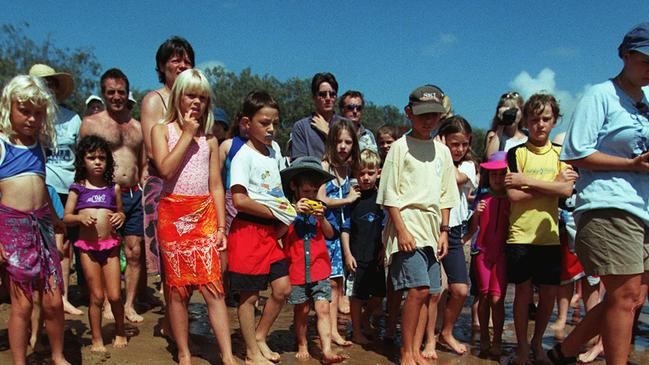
[310,72,338,96]
[100,68,129,94]
[338,90,364,110]
[155,36,195,84]
[241,90,280,120]
[523,93,562,121]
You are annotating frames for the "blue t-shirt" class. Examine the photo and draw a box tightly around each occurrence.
[47,184,65,219]
[560,80,649,226]
[46,106,81,194]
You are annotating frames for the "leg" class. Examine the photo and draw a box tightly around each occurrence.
[255,275,291,360]
[438,282,468,354]
[489,294,505,356]
[40,285,71,365]
[123,235,144,323]
[293,302,311,360]
[58,236,82,315]
[350,297,370,344]
[551,281,573,339]
[512,280,532,365]
[421,293,440,360]
[29,291,42,349]
[362,296,383,332]
[401,287,430,365]
[385,279,402,340]
[531,284,558,363]
[166,286,192,365]
[477,293,490,352]
[315,300,348,363]
[471,296,480,329]
[80,251,108,352]
[328,277,350,346]
[238,290,272,365]
[102,250,127,348]
[8,280,34,365]
[200,286,236,365]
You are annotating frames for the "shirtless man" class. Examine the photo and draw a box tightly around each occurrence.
[81,68,145,323]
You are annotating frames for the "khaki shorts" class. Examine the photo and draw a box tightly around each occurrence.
[575,209,649,276]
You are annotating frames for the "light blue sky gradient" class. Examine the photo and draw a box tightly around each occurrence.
[4,1,648,130]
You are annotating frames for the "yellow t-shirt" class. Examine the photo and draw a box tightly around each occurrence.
[506,141,567,245]
[377,136,459,263]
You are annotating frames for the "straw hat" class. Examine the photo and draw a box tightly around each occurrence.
[28,64,75,102]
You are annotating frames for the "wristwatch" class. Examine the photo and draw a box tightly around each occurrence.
[440,225,450,232]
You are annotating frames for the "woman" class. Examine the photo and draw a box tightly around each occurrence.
[549,22,649,365]
[483,91,527,158]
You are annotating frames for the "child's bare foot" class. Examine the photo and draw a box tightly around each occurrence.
[511,345,532,365]
[221,354,240,365]
[256,340,280,362]
[322,350,348,364]
[489,340,502,357]
[245,354,275,365]
[51,354,72,365]
[438,333,467,355]
[578,341,604,363]
[421,341,438,360]
[295,344,311,361]
[351,332,372,345]
[331,334,352,347]
[63,299,83,315]
[125,307,144,323]
[113,335,128,348]
[91,341,107,353]
[29,333,38,349]
[413,351,433,365]
[103,304,115,321]
[178,353,192,365]
[531,342,550,364]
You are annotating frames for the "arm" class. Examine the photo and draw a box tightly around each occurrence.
[231,185,275,219]
[505,168,576,202]
[438,208,450,259]
[455,166,469,185]
[341,231,357,272]
[140,91,165,160]
[109,184,126,229]
[63,189,96,227]
[386,206,416,252]
[208,137,227,250]
[316,182,360,208]
[151,115,198,180]
[567,151,649,173]
[483,130,501,159]
[44,187,66,235]
[463,199,486,241]
[290,120,308,159]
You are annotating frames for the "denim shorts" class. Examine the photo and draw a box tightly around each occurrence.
[441,225,469,284]
[390,246,442,294]
[287,279,331,305]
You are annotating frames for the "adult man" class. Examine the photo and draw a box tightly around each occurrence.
[80,68,146,323]
[338,90,377,152]
[290,72,344,160]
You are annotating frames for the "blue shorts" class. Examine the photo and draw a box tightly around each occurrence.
[288,279,331,305]
[440,226,469,284]
[390,247,442,294]
[119,187,144,237]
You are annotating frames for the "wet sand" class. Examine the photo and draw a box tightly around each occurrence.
[2,278,649,364]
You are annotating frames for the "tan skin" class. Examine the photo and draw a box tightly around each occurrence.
[63,149,128,351]
[151,90,235,365]
[310,82,337,136]
[0,100,70,365]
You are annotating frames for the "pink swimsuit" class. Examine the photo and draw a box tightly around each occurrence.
[473,192,510,296]
[163,124,210,196]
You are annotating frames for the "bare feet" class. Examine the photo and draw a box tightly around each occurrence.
[531,342,551,365]
[322,350,349,364]
[578,341,604,363]
[421,341,438,360]
[438,333,468,355]
[221,354,241,365]
[63,299,83,315]
[103,303,115,321]
[338,296,350,315]
[113,335,128,348]
[551,322,566,341]
[295,344,311,361]
[256,340,281,362]
[351,332,372,345]
[51,355,72,365]
[125,307,144,323]
[91,341,107,353]
[245,354,275,365]
[331,334,352,347]
[178,353,192,365]
[490,341,502,357]
[511,346,532,365]
[413,351,433,365]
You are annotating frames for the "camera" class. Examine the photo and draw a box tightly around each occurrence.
[499,108,518,126]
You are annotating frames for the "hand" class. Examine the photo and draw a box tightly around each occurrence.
[109,212,126,229]
[216,231,227,251]
[310,114,329,135]
[182,110,200,136]
[295,198,312,215]
[345,254,357,272]
[631,152,649,173]
[346,185,361,204]
[475,200,487,217]
[53,217,66,235]
[397,229,417,252]
[437,232,449,259]
[312,206,326,220]
[556,166,579,182]
[78,212,97,227]
[505,172,527,189]
[434,134,446,145]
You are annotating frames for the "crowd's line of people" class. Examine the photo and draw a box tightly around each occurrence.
[0,22,649,365]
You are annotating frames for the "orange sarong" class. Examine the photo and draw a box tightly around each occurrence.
[157,193,223,296]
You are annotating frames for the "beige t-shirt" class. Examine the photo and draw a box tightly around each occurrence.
[377,136,459,264]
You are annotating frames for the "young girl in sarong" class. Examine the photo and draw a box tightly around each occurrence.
[63,135,128,351]
[151,68,235,365]
[0,75,70,365]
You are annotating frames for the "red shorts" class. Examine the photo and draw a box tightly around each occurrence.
[227,216,285,275]
[560,231,585,284]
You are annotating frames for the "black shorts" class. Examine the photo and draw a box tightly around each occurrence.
[352,262,386,300]
[505,244,561,286]
[229,259,289,292]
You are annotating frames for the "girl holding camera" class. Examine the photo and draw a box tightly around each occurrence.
[484,91,527,159]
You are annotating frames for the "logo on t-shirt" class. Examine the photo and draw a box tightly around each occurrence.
[87,194,106,204]
[360,212,378,223]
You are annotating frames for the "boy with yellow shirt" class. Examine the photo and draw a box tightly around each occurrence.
[504,93,578,365]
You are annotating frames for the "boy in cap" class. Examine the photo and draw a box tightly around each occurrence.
[377,85,459,364]
[280,156,348,363]
[85,95,105,116]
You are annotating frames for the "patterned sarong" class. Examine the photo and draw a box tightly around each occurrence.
[158,193,223,297]
[0,203,62,297]
[143,176,163,275]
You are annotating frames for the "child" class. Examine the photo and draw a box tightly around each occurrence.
[433,115,478,355]
[150,69,235,365]
[375,124,400,167]
[377,85,459,365]
[227,90,296,365]
[317,118,361,346]
[341,149,386,344]
[0,75,70,365]
[464,151,510,357]
[280,156,348,363]
[505,93,577,365]
[63,135,128,351]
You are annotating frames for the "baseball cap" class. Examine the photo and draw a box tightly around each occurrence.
[619,22,649,56]
[85,94,104,106]
[408,85,446,115]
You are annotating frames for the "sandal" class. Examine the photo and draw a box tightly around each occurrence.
[547,343,577,365]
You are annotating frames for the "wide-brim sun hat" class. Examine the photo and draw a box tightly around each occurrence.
[480,151,508,170]
[28,63,75,102]
[280,156,335,200]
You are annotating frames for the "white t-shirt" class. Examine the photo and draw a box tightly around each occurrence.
[449,160,478,227]
[229,143,296,225]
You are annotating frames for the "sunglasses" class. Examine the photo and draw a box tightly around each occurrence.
[344,104,363,112]
[501,91,520,99]
[317,91,337,99]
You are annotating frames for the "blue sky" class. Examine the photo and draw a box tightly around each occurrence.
[4,1,649,131]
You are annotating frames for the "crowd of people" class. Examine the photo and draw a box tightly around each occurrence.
[0,21,648,365]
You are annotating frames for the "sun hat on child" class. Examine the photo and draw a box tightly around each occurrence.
[480,151,508,170]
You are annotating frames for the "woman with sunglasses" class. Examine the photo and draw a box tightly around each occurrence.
[483,91,527,159]
[548,22,649,365]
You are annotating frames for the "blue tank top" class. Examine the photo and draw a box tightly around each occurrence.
[0,135,46,181]
[223,136,247,190]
